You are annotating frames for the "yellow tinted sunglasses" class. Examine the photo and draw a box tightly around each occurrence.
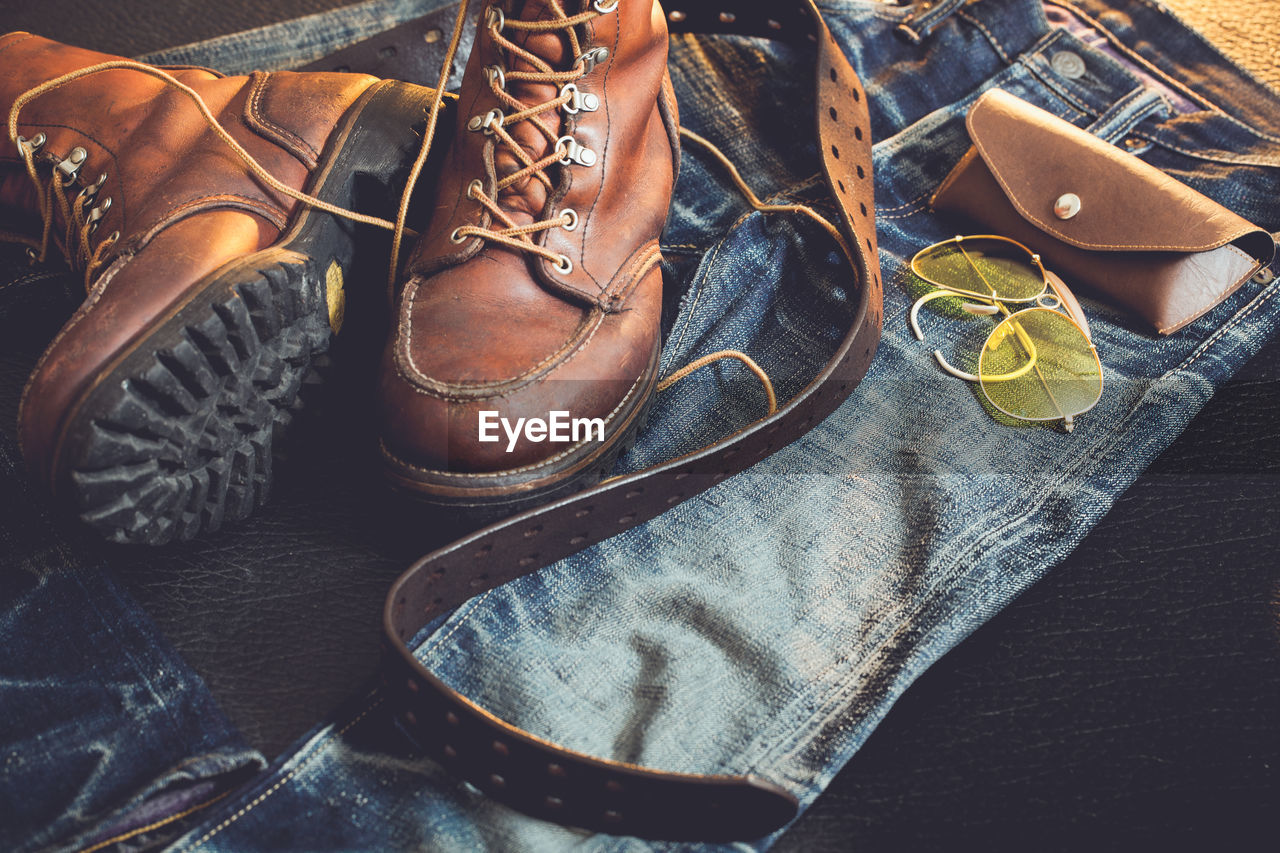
[908,235,1103,432]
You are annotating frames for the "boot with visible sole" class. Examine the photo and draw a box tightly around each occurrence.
[1,33,441,544]
[377,0,679,520]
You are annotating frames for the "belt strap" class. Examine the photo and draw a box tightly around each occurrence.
[331,0,884,841]
[298,5,472,87]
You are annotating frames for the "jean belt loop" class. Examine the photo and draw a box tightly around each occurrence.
[895,0,971,44]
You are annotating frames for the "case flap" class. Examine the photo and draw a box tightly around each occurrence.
[965,89,1272,259]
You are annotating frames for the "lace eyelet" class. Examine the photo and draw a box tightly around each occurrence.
[556,135,597,167]
[592,0,619,11]
[86,196,112,231]
[79,173,108,202]
[553,255,573,274]
[467,108,504,135]
[573,46,609,75]
[467,179,484,199]
[18,132,46,153]
[560,208,579,231]
[57,147,88,184]
[559,83,600,115]
[485,5,505,31]
[450,227,468,244]
[485,65,506,89]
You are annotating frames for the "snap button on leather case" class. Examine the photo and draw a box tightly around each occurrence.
[932,88,1275,334]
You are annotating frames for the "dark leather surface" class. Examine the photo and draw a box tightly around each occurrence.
[1,1,1277,850]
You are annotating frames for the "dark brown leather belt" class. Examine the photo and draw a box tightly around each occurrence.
[322,0,883,841]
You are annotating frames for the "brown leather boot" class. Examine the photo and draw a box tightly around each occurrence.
[378,0,678,517]
[1,33,441,544]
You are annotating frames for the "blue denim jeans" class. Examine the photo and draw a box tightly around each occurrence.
[4,0,1279,850]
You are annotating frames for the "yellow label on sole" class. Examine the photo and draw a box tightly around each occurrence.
[325,261,345,334]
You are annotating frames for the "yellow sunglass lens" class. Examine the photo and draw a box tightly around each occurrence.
[978,307,1102,424]
[913,237,1045,302]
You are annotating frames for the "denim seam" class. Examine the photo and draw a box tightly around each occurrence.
[1086,87,1168,143]
[419,589,499,658]
[1016,54,1100,121]
[954,9,1013,65]
[877,198,931,221]
[1145,131,1280,169]
[663,183,826,370]
[1127,0,1280,138]
[663,200,762,365]
[1049,1,1217,112]
[179,694,385,851]
[749,275,1280,784]
[1055,0,1280,146]
[1168,278,1280,375]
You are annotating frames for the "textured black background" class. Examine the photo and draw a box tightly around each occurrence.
[1,2,1276,850]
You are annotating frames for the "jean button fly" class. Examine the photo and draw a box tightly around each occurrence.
[1051,50,1087,79]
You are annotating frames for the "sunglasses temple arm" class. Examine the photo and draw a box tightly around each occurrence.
[910,292,999,341]
[933,350,982,382]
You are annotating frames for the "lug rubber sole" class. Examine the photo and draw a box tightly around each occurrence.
[51,80,442,545]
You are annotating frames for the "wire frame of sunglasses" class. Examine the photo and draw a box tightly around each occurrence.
[909,235,1103,431]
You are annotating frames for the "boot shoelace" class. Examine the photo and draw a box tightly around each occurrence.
[5,129,119,291]
[3,5,870,434]
[4,59,455,292]
[447,0,616,275]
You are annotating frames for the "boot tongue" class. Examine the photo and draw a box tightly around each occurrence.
[493,0,578,222]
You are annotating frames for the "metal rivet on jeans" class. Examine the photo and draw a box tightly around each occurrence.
[1051,51,1087,79]
[1053,192,1081,220]
[1254,267,1276,285]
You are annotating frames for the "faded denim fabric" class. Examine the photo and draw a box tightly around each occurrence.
[3,0,1279,851]
[0,435,264,853]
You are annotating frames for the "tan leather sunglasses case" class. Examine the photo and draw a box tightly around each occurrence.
[932,89,1274,334]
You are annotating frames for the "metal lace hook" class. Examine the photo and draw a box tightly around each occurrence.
[56,146,88,185]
